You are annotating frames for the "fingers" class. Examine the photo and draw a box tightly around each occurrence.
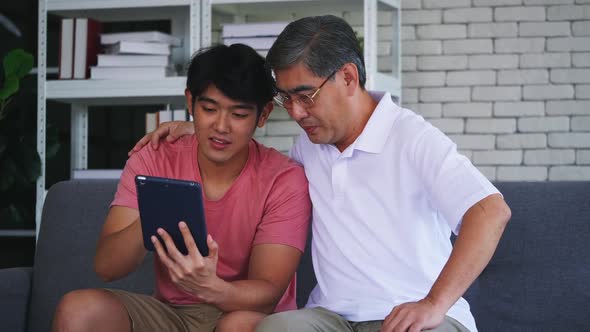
[179,222,200,257]
[151,235,182,276]
[128,134,150,156]
[156,228,185,262]
[207,234,219,258]
[150,124,171,149]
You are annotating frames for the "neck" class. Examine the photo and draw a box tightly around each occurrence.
[197,144,250,184]
[335,90,379,152]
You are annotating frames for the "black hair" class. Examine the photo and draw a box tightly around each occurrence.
[186,44,276,114]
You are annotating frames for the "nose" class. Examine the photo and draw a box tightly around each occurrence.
[213,112,230,133]
[287,102,309,122]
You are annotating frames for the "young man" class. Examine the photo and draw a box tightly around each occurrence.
[133,15,511,332]
[52,44,311,332]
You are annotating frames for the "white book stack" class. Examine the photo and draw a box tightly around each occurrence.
[146,108,188,134]
[90,31,181,80]
[221,21,289,57]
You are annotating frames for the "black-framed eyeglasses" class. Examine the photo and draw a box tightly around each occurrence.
[274,70,337,109]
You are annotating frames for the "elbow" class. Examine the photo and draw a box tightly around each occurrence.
[94,256,116,282]
[499,200,512,226]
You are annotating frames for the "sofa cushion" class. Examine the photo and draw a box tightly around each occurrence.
[28,180,154,332]
[465,182,590,332]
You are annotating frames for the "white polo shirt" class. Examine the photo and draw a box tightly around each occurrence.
[291,91,498,332]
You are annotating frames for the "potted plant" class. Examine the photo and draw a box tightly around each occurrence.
[0,48,59,229]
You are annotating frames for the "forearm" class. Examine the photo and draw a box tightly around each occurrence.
[205,278,284,314]
[426,195,510,312]
[94,218,147,281]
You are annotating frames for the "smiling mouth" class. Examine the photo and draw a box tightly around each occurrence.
[209,137,230,148]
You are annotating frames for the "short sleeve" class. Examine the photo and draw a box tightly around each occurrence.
[253,165,311,252]
[111,148,152,209]
[411,124,499,234]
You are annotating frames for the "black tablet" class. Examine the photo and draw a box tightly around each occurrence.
[135,175,208,256]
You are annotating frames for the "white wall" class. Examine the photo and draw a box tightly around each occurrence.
[399,0,590,181]
[255,0,590,181]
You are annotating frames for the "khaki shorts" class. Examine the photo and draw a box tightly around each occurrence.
[256,306,470,332]
[106,289,222,332]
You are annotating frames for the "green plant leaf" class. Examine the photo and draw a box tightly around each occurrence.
[0,77,19,101]
[4,49,34,80]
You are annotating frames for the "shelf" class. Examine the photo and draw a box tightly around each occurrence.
[0,230,36,237]
[46,77,186,105]
[47,0,190,11]
[210,0,400,17]
[46,1,192,23]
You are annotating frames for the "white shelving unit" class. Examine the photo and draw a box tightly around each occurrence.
[36,0,201,236]
[34,0,401,237]
[201,0,401,97]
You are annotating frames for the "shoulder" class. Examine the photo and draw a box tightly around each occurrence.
[252,140,307,184]
[128,135,195,170]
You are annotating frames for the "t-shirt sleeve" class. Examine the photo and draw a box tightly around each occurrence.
[111,148,153,210]
[410,123,499,234]
[253,165,311,252]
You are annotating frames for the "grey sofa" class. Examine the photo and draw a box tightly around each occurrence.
[0,180,588,332]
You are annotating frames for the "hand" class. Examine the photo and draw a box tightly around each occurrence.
[381,297,446,332]
[128,121,195,156]
[151,221,225,303]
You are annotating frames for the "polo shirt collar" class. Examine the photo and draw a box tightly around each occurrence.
[352,91,400,154]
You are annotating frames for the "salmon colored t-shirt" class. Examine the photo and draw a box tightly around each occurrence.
[111,135,311,312]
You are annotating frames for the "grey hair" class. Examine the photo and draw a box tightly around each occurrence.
[266,15,366,88]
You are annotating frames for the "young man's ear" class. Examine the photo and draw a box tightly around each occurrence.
[185,89,194,117]
[341,63,359,96]
[257,101,274,128]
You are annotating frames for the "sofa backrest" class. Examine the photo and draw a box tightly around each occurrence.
[28,180,154,332]
[32,180,590,332]
[464,182,590,331]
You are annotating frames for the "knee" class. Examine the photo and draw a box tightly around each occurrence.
[52,289,115,331]
[255,312,294,332]
[217,311,266,332]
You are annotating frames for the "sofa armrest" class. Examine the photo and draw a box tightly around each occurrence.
[0,267,33,332]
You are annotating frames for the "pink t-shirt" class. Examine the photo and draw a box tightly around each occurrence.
[111,135,311,312]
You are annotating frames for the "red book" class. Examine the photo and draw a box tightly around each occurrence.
[73,18,102,79]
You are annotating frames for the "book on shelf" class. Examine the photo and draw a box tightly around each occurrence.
[105,41,171,55]
[59,18,74,79]
[222,37,276,50]
[221,21,289,38]
[100,31,182,47]
[97,54,169,67]
[72,169,122,179]
[73,18,103,79]
[90,66,175,80]
[145,109,187,134]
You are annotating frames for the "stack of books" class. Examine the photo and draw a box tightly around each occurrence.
[91,31,181,80]
[146,107,188,134]
[221,21,289,57]
[59,18,103,79]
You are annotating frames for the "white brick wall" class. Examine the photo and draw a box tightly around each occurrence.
[497,134,548,148]
[494,101,545,117]
[255,4,590,180]
[400,1,590,180]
